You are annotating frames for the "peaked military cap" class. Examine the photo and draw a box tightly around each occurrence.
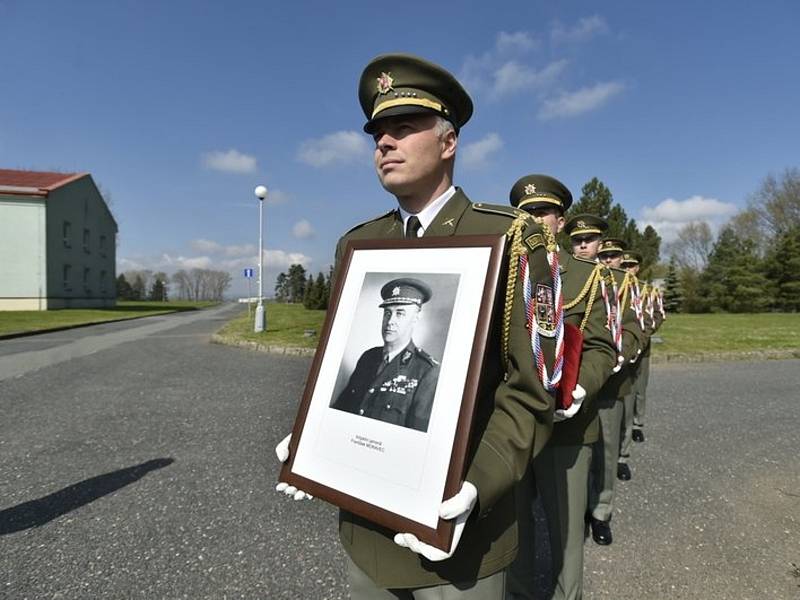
[359,53,473,134]
[564,213,608,238]
[509,174,573,213]
[621,250,642,266]
[597,238,626,255]
[379,277,432,308]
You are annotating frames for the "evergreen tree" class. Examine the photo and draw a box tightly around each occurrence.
[639,225,662,278]
[286,264,308,303]
[569,177,613,218]
[662,257,684,312]
[765,225,800,311]
[303,274,315,308]
[700,227,770,312]
[149,277,166,301]
[312,272,327,309]
[116,274,133,300]
[274,272,288,302]
[132,275,146,301]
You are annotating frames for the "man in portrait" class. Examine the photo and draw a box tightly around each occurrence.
[332,277,440,432]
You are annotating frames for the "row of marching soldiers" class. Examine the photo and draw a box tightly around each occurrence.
[506,175,666,600]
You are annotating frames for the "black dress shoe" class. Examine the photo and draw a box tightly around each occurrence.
[632,429,645,443]
[617,462,632,481]
[590,517,613,545]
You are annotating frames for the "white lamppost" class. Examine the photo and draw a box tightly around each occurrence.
[254,185,268,332]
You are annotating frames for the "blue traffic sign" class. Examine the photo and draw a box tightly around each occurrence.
[243,268,255,278]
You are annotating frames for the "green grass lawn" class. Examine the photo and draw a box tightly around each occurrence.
[653,312,800,358]
[0,301,217,337]
[216,306,800,360]
[215,302,326,349]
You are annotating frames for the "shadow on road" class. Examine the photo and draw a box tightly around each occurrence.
[0,458,174,535]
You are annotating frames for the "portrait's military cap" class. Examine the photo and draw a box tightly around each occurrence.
[597,238,626,255]
[509,174,573,213]
[564,213,608,238]
[359,53,473,134]
[379,277,432,308]
[621,250,642,266]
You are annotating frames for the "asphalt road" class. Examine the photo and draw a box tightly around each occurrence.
[1,307,798,599]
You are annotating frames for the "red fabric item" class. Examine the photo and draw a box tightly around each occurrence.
[557,323,583,410]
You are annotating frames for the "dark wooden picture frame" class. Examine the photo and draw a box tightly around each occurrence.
[279,234,506,551]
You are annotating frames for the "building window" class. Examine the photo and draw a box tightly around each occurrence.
[63,264,72,290]
[99,235,107,257]
[83,267,91,292]
[63,221,72,248]
[83,228,90,253]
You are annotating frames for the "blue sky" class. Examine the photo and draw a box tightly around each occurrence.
[2,1,799,297]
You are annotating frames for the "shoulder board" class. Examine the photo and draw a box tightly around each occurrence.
[471,202,525,219]
[342,209,397,236]
[415,348,440,367]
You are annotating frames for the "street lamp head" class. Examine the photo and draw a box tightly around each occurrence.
[254,185,268,201]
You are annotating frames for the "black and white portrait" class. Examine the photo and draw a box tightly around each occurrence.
[330,272,459,432]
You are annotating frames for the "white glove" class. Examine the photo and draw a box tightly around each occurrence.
[274,433,314,500]
[630,348,642,364]
[393,481,478,561]
[612,355,624,374]
[554,384,586,421]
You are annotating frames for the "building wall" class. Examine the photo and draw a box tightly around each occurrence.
[0,195,48,310]
[45,176,117,309]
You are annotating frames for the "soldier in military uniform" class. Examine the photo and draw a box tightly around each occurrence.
[276,53,557,599]
[618,251,660,452]
[587,240,647,545]
[332,277,440,432]
[506,184,618,600]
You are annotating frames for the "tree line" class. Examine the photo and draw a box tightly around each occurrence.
[663,167,800,313]
[274,264,332,310]
[116,268,232,302]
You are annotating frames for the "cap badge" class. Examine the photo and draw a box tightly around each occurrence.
[377,72,394,95]
[524,183,537,196]
[577,220,586,229]
[392,286,400,296]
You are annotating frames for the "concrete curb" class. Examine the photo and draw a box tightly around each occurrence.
[210,333,316,357]
[212,334,800,364]
[651,348,800,364]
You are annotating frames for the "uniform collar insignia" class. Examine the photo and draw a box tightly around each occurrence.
[401,350,412,363]
[442,217,455,227]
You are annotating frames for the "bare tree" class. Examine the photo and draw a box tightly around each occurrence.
[667,221,714,271]
[171,270,192,300]
[751,168,800,235]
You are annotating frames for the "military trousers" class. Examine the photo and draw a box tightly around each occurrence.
[588,399,623,522]
[509,443,592,600]
[347,557,506,599]
[619,390,635,465]
[633,350,651,428]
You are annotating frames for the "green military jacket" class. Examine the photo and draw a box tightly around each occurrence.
[596,267,648,403]
[334,188,555,588]
[548,251,617,446]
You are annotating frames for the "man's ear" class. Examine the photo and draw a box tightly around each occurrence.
[441,130,457,161]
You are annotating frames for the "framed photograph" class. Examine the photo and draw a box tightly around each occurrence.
[279,235,506,550]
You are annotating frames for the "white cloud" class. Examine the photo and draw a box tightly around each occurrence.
[297,131,371,168]
[496,31,538,54]
[538,81,624,119]
[491,59,569,99]
[461,133,503,168]
[190,239,223,254]
[202,149,257,174]
[639,195,739,243]
[292,219,315,239]
[551,15,609,44]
